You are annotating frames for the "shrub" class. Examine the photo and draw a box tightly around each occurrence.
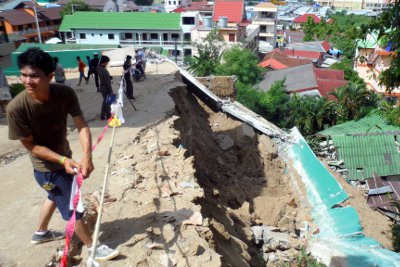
[392,223,400,252]
[9,83,25,98]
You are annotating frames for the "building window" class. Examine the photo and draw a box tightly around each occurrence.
[100,33,103,36]
[171,33,179,40]
[91,33,94,36]
[108,33,115,39]
[125,33,133,39]
[173,1,176,5]
[179,1,181,4]
[79,33,86,39]
[150,33,158,39]
[182,17,195,25]
[183,33,191,41]
[169,1,171,4]
[163,33,168,40]
[229,34,235,42]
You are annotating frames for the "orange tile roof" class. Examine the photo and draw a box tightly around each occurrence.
[254,2,277,8]
[213,0,245,23]
[279,48,322,60]
[314,68,344,80]
[259,50,312,69]
[317,79,348,100]
[293,13,321,23]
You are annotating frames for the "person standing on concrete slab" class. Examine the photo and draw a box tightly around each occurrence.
[90,53,100,92]
[6,48,120,261]
[76,56,88,86]
[97,55,113,120]
[123,55,134,99]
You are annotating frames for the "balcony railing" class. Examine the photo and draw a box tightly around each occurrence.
[119,39,191,47]
[13,25,59,36]
[253,17,275,23]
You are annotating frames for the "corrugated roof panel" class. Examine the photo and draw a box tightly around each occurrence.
[59,11,181,32]
[333,135,400,180]
[318,114,400,136]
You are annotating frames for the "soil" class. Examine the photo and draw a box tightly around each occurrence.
[0,61,393,266]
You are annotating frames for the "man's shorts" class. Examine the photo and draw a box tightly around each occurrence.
[79,71,85,78]
[34,169,83,221]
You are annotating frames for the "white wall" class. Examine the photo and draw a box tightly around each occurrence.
[75,29,120,45]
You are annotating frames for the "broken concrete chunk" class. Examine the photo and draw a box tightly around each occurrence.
[240,123,255,139]
[216,134,234,150]
[250,225,268,245]
[251,225,292,251]
[161,209,203,226]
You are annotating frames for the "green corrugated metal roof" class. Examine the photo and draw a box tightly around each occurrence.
[318,114,400,136]
[14,43,119,53]
[59,11,181,32]
[356,33,378,48]
[333,135,400,180]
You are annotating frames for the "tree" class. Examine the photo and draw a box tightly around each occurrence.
[302,17,318,41]
[285,95,336,135]
[215,46,264,85]
[187,29,224,76]
[329,82,378,123]
[60,0,95,17]
[258,80,289,122]
[362,2,400,92]
[236,82,263,115]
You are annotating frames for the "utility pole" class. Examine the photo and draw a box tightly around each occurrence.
[33,2,42,43]
[174,39,178,63]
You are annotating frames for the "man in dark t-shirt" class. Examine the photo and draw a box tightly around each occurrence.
[6,48,119,261]
[90,53,100,92]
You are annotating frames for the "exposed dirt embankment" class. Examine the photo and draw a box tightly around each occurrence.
[170,86,309,266]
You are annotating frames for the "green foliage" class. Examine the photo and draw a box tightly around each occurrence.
[392,223,400,252]
[187,29,224,76]
[384,105,400,126]
[329,59,364,84]
[297,247,326,267]
[236,82,262,114]
[9,83,24,98]
[302,16,318,41]
[215,46,264,85]
[330,13,372,28]
[361,2,400,92]
[329,82,378,123]
[284,95,336,136]
[301,12,365,60]
[236,80,288,122]
[258,80,289,122]
[60,0,96,17]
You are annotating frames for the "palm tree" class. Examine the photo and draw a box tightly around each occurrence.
[285,95,336,135]
[329,82,378,122]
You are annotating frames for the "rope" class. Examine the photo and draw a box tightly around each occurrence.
[87,115,118,266]
[60,118,111,267]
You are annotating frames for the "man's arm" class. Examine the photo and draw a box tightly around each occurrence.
[73,115,94,178]
[20,135,80,174]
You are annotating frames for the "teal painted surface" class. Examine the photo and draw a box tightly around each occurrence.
[291,130,348,208]
[4,44,118,76]
[289,128,400,266]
